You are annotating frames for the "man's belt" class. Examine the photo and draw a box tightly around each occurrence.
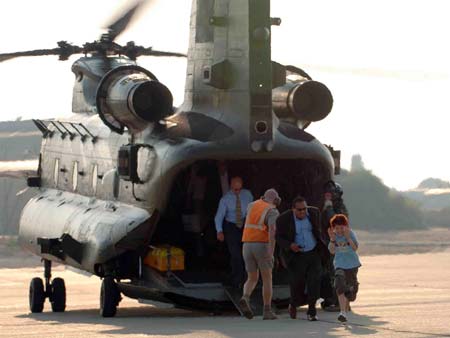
[224,220,245,227]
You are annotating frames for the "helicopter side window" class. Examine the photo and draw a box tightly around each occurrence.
[72,161,78,192]
[92,164,98,195]
[53,158,59,187]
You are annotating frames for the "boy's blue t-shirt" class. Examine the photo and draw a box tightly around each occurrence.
[333,230,361,270]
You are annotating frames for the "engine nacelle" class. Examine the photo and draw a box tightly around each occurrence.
[272,80,333,125]
[96,65,173,134]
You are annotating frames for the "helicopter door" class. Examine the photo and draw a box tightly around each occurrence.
[118,145,139,183]
[118,144,156,184]
[118,144,156,201]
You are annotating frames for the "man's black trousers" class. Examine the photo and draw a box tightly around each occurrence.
[223,220,246,287]
[286,247,322,307]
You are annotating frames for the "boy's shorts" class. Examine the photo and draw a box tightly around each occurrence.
[334,267,359,301]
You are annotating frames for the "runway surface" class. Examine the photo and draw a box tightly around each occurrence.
[0,251,449,337]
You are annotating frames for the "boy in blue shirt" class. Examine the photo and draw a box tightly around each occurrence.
[327,214,361,323]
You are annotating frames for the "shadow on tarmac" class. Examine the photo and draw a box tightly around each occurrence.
[16,306,387,337]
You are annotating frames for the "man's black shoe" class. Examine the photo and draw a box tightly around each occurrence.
[307,304,317,316]
[307,304,318,321]
[288,304,297,319]
[307,314,319,321]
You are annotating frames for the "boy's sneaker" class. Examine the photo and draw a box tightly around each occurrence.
[338,312,347,323]
[238,297,254,319]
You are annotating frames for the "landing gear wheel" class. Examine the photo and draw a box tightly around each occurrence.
[29,278,45,313]
[50,277,66,312]
[100,277,120,317]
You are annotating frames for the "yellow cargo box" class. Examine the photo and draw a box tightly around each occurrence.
[144,245,185,272]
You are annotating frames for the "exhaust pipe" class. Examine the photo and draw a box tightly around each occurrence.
[97,65,173,134]
[272,80,333,123]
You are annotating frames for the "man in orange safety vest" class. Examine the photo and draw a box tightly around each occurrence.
[238,188,281,320]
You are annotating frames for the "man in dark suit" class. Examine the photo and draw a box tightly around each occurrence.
[276,196,328,321]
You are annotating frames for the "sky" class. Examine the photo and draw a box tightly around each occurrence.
[0,0,449,191]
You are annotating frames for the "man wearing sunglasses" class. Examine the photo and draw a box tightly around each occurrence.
[276,196,327,321]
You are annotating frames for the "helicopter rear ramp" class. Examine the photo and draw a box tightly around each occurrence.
[224,286,265,316]
[116,263,290,314]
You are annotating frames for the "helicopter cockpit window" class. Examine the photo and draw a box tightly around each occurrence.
[72,161,78,191]
[92,164,98,194]
[53,158,59,187]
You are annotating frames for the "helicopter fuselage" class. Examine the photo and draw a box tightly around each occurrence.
[17,0,339,313]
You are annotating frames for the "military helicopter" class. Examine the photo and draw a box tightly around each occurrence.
[0,0,339,317]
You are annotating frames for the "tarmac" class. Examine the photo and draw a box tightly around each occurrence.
[0,250,449,338]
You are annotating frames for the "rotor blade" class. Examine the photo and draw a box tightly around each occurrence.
[0,49,61,62]
[136,48,187,58]
[0,44,83,63]
[106,0,150,41]
[0,55,15,62]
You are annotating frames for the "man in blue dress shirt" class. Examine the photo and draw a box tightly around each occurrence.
[215,176,253,288]
[276,196,328,321]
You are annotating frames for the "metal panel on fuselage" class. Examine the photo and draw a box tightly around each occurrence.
[19,189,151,273]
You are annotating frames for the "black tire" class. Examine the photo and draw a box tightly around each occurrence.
[29,278,45,313]
[100,277,120,317]
[50,277,66,312]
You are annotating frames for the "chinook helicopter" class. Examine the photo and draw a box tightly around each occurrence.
[0,0,339,317]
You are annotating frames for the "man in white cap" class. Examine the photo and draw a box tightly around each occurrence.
[239,188,281,320]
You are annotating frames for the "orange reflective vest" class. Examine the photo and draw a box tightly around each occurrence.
[242,199,274,243]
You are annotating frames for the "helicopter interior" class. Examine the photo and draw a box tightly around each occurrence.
[151,159,329,284]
